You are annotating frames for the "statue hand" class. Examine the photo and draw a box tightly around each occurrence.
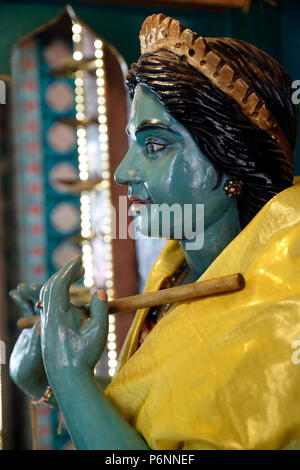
[9,283,50,400]
[40,257,108,387]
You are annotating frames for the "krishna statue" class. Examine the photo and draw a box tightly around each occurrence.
[9,14,300,450]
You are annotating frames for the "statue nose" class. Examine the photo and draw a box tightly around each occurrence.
[114,148,142,186]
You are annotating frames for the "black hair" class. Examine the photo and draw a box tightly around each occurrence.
[126,40,298,228]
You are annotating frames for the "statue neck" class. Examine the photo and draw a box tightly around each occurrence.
[180,204,241,281]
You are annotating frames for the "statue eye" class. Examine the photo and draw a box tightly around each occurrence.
[145,142,166,155]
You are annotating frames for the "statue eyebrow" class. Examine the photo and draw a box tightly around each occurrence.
[126,119,177,137]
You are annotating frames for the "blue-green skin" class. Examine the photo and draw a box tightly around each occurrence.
[9,85,241,449]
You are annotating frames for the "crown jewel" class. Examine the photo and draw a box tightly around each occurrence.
[139,14,292,164]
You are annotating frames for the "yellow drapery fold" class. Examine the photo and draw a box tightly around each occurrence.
[105,179,300,450]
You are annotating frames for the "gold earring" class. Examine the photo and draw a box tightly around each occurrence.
[224,179,243,197]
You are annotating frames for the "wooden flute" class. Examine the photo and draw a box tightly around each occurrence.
[16,272,245,330]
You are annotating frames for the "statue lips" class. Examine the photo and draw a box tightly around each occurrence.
[129,195,152,213]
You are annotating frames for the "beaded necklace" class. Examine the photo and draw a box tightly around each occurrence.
[138,261,190,347]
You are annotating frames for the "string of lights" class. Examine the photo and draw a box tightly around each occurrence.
[72,22,94,291]
[72,22,117,376]
[94,38,117,377]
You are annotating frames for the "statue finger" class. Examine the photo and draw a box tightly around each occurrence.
[58,256,83,284]
[17,283,43,303]
[73,266,85,284]
[50,256,83,310]
[39,265,83,308]
[40,257,83,325]
[9,289,33,317]
[39,269,62,303]
[81,290,108,338]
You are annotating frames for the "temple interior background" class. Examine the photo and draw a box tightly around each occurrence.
[0,0,299,450]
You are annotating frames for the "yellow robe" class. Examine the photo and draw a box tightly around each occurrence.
[105,180,300,450]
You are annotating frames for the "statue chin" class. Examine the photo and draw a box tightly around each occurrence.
[134,202,204,243]
[134,206,182,240]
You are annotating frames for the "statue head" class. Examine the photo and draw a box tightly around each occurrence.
[115,14,298,238]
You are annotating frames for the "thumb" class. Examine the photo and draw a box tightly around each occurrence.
[81,289,108,339]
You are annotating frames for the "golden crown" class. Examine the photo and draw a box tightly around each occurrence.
[139,14,292,164]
